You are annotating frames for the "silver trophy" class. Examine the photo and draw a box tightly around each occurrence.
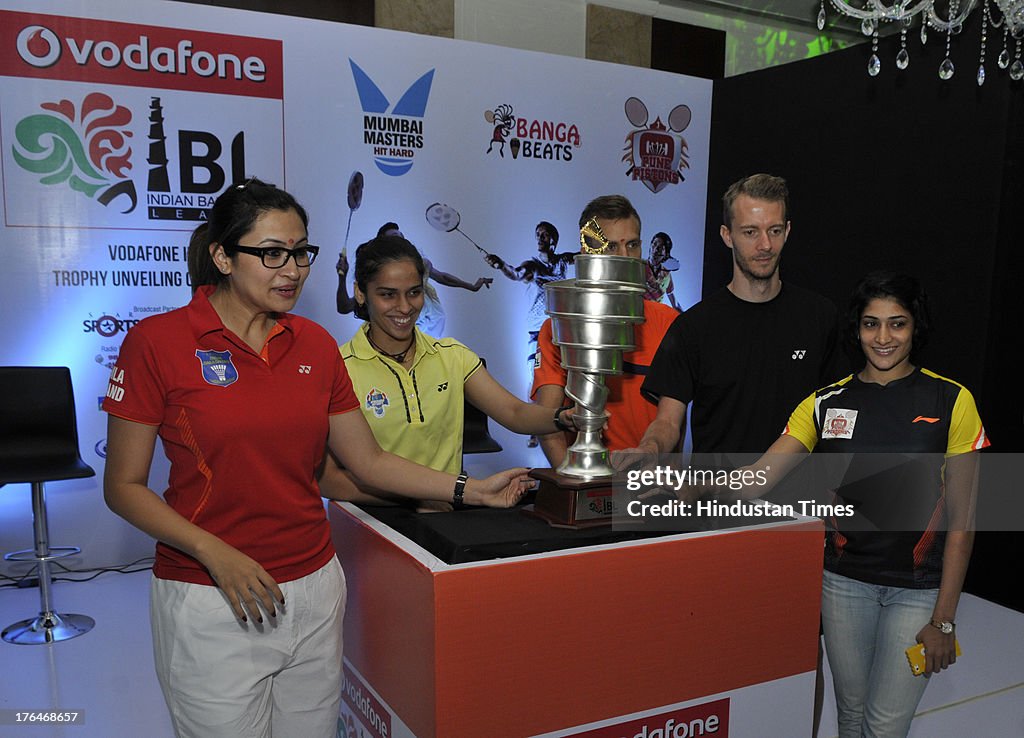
[527,219,646,525]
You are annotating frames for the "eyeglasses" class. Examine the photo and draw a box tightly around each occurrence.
[228,244,320,268]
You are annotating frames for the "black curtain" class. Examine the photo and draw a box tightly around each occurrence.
[708,17,1024,610]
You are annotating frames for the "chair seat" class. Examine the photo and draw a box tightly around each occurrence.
[1,366,97,644]
[0,457,95,485]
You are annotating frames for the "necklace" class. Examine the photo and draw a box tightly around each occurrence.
[367,326,415,363]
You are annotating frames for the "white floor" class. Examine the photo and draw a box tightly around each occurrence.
[818,593,1024,738]
[0,571,1022,737]
[0,571,171,738]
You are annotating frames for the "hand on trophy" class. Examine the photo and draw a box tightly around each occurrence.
[610,441,660,471]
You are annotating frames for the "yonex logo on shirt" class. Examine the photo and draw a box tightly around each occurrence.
[437,382,448,392]
[298,365,311,374]
[792,349,807,359]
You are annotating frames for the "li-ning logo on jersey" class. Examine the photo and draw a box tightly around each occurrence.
[822,408,858,439]
[792,349,807,359]
[349,59,433,177]
[365,387,389,418]
[196,349,238,387]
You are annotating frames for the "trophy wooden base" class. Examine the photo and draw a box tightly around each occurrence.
[522,468,619,529]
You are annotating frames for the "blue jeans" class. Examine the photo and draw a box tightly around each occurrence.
[821,569,937,738]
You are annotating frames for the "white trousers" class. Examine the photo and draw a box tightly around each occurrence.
[150,557,346,738]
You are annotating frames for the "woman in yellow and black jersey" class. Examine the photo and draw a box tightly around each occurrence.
[744,271,987,738]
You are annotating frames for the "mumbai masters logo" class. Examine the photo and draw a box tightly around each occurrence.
[350,59,433,177]
[12,92,138,213]
[622,96,692,194]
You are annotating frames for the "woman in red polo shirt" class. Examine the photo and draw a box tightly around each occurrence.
[102,179,532,738]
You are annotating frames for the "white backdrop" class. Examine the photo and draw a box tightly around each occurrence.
[0,0,712,571]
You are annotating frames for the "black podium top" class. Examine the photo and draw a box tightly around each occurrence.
[356,503,792,565]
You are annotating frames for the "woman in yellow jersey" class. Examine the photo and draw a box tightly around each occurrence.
[320,234,576,509]
[735,271,987,738]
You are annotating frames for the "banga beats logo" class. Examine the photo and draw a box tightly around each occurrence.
[12,92,138,213]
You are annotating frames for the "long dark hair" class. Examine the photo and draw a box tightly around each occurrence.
[652,231,673,255]
[187,178,309,291]
[845,270,931,361]
[353,235,426,321]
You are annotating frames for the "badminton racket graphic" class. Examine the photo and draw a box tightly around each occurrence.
[341,171,364,259]
[424,202,496,259]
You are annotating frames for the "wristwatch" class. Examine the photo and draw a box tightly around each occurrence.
[452,472,468,509]
[929,619,955,634]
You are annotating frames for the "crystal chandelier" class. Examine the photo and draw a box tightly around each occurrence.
[818,0,1024,84]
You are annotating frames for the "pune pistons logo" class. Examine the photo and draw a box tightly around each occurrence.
[196,349,239,387]
[17,26,61,68]
[622,96,692,194]
[822,408,858,440]
[483,102,580,162]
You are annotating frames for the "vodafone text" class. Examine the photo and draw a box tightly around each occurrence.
[623,715,720,738]
[17,26,266,82]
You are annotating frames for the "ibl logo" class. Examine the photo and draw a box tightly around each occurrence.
[145,96,246,222]
[13,93,138,213]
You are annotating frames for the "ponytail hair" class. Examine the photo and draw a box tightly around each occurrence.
[187,222,220,292]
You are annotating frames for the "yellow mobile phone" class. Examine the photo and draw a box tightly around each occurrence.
[905,639,962,675]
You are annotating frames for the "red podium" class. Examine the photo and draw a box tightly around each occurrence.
[329,502,823,738]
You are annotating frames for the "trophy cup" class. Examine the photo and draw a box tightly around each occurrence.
[526,219,646,527]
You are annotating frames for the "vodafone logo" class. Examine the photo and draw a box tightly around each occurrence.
[16,25,61,68]
[1,11,282,98]
[14,23,266,82]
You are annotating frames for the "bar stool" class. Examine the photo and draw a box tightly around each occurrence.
[1,366,96,644]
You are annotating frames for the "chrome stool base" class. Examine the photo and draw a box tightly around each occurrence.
[3,611,95,645]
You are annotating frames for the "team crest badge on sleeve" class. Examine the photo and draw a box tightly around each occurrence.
[365,387,389,418]
[195,350,239,387]
[822,408,858,439]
